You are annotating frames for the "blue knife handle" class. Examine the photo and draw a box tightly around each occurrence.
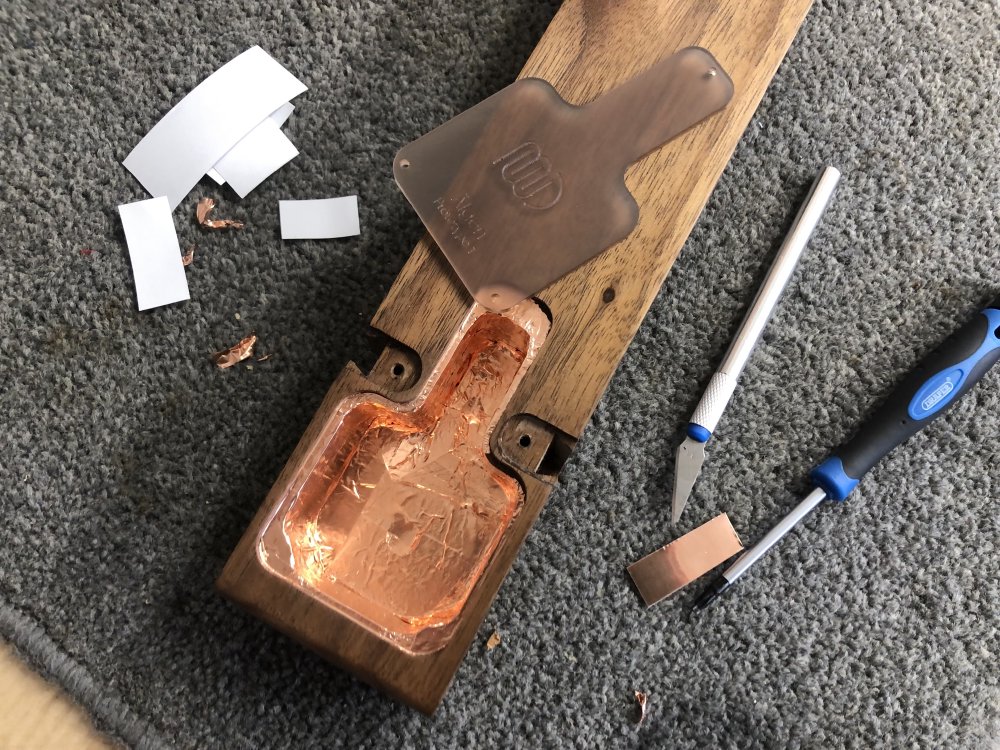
[811,298,1000,501]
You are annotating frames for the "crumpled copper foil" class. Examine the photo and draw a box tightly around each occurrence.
[257,300,551,655]
[196,197,245,230]
[634,691,649,725]
[486,631,501,651]
[181,245,196,266]
[214,333,256,369]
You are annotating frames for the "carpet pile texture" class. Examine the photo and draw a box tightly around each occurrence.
[1,0,998,747]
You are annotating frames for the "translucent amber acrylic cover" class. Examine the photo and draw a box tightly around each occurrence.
[258,301,549,654]
[393,47,734,312]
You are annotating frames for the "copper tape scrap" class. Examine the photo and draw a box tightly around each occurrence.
[213,333,257,369]
[628,513,743,606]
[196,197,245,229]
[634,691,649,725]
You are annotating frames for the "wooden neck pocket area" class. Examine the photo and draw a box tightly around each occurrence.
[218,0,814,714]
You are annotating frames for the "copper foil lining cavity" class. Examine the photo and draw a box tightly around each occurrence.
[258,300,549,654]
[628,513,743,606]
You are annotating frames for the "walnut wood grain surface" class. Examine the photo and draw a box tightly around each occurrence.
[219,0,812,713]
[375,1,810,438]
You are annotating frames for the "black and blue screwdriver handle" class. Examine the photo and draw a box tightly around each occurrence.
[694,297,1000,609]
[810,297,1000,501]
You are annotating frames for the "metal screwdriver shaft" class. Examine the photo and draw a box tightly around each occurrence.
[695,297,1000,609]
[693,488,826,606]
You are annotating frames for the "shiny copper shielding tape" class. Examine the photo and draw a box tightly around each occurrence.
[255,301,550,655]
[628,513,743,606]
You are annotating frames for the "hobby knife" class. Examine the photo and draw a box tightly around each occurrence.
[671,165,841,523]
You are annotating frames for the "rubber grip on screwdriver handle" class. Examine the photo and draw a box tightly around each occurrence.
[811,298,1000,501]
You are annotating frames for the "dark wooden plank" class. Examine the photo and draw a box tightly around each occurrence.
[219,0,813,713]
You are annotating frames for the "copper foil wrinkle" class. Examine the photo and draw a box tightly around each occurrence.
[258,301,549,654]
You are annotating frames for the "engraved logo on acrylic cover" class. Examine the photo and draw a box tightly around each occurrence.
[493,142,563,211]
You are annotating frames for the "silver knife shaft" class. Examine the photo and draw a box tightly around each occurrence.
[717,165,841,381]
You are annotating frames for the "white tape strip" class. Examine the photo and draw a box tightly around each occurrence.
[279,197,360,240]
[213,119,298,198]
[118,197,189,311]
[268,102,295,128]
[204,102,295,187]
[123,46,306,209]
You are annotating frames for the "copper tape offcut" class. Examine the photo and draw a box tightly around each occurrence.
[628,513,743,606]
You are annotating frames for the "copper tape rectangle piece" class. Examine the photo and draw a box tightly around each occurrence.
[628,513,743,606]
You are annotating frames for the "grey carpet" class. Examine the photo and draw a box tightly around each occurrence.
[2,0,998,747]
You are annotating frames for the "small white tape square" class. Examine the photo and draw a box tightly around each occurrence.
[213,119,298,198]
[279,196,360,240]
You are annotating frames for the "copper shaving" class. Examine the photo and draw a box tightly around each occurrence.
[181,245,196,266]
[486,631,501,651]
[256,353,273,362]
[634,691,648,725]
[196,197,245,230]
[214,333,257,369]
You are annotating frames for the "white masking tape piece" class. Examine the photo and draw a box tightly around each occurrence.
[269,102,295,128]
[279,197,360,240]
[118,197,190,311]
[203,103,295,187]
[123,46,306,209]
[213,119,299,198]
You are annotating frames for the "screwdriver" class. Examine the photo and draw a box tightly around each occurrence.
[694,296,1000,609]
